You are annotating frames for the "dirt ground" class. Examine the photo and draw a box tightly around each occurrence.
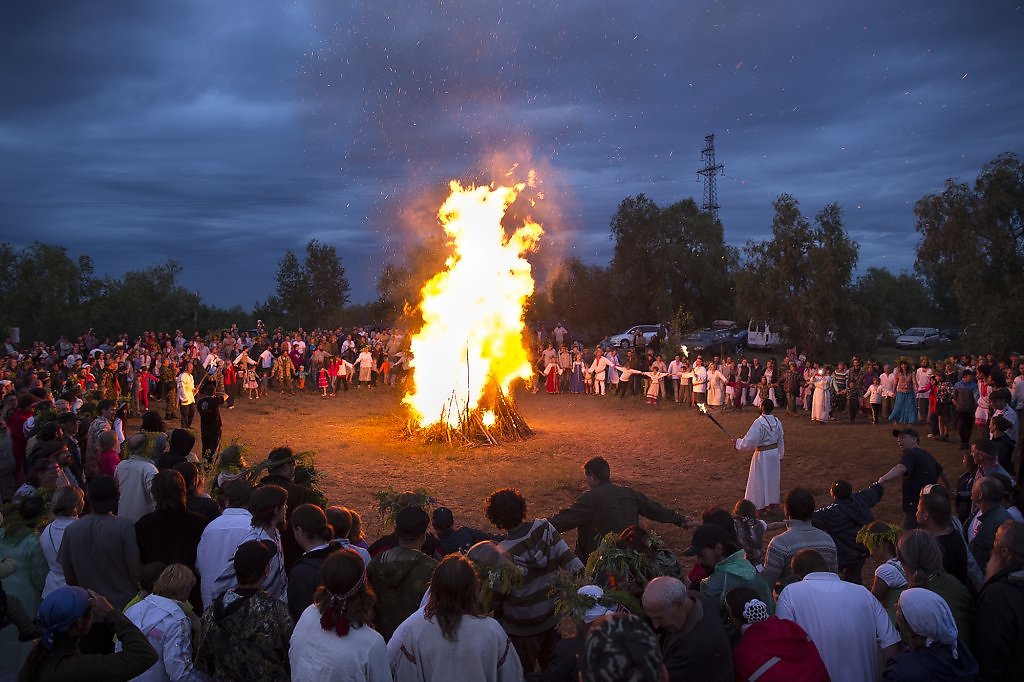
[194,384,965,572]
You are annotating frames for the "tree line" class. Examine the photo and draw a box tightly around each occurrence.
[2,153,1019,352]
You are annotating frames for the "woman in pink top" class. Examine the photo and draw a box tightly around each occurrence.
[95,430,121,478]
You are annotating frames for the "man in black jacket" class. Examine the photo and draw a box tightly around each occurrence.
[550,457,691,562]
[974,520,1024,682]
[812,479,884,583]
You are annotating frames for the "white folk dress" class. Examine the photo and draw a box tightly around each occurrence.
[735,414,785,509]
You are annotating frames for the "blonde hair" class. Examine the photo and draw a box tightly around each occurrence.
[153,564,196,601]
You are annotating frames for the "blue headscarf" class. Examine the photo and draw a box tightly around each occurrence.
[36,587,91,651]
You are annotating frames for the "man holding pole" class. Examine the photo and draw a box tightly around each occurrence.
[732,399,785,515]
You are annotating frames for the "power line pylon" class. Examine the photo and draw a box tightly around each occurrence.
[697,133,724,221]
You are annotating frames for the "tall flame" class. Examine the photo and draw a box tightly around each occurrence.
[403,179,543,428]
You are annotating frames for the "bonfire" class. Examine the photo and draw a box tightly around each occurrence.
[403,177,542,445]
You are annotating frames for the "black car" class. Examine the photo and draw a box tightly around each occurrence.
[682,329,735,355]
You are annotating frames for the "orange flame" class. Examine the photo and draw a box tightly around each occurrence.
[403,179,543,428]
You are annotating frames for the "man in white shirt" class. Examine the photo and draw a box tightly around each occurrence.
[691,357,708,407]
[879,364,896,421]
[196,479,254,608]
[915,359,933,424]
[177,361,197,428]
[776,549,900,682]
[667,354,684,403]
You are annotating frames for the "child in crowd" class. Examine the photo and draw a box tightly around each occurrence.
[860,521,906,623]
[318,367,329,398]
[733,499,785,569]
[243,367,259,400]
[864,376,883,424]
[296,365,307,390]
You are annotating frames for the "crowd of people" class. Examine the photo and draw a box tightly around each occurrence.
[1,323,1023,681]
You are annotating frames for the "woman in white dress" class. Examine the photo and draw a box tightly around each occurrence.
[706,363,729,408]
[811,368,832,422]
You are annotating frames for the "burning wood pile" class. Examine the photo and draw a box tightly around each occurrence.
[404,383,533,446]
[402,176,543,446]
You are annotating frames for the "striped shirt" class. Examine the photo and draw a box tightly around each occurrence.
[761,520,838,593]
[497,519,583,636]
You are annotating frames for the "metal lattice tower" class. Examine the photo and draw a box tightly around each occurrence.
[697,133,724,220]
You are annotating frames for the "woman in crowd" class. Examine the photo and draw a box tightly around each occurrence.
[883,588,978,681]
[890,360,919,424]
[289,548,389,681]
[121,564,204,681]
[40,486,85,598]
[392,554,522,682]
[727,585,829,681]
[896,530,973,646]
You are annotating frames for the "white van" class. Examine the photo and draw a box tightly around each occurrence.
[747,320,783,349]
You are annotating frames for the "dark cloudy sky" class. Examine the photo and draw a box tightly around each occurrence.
[2,1,1022,310]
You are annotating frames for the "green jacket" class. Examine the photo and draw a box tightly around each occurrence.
[20,611,157,682]
[550,481,683,561]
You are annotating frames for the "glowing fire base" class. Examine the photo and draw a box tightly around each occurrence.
[405,384,533,446]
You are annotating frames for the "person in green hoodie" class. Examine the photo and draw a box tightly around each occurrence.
[684,523,774,642]
[366,505,437,641]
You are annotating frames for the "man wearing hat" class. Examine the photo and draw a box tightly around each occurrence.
[367,505,438,641]
[259,446,325,571]
[23,586,158,680]
[877,428,950,530]
[58,476,141,654]
[684,523,774,619]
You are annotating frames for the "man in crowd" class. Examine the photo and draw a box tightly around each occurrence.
[487,487,583,672]
[965,476,1012,570]
[550,456,690,562]
[684,522,773,615]
[775,549,900,682]
[58,476,142,653]
[876,427,949,529]
[259,446,326,570]
[195,381,229,459]
[641,576,733,681]
[196,479,254,609]
[812,479,884,583]
[176,360,197,428]
[974,520,1024,680]
[732,399,785,516]
[761,488,838,595]
[366,505,437,641]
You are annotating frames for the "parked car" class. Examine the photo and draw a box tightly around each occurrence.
[607,324,662,349]
[940,328,963,342]
[682,329,735,356]
[895,327,940,349]
[733,329,748,349]
[876,323,902,344]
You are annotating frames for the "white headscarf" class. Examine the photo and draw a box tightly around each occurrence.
[578,585,614,624]
[898,588,959,657]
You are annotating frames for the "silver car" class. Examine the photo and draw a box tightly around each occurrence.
[895,327,940,348]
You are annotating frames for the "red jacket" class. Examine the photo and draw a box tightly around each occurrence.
[732,616,830,682]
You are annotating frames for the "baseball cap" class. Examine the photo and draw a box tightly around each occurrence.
[432,506,454,530]
[682,523,732,556]
[892,427,919,439]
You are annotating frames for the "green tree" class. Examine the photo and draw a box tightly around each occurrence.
[852,267,935,335]
[537,257,611,342]
[0,242,92,342]
[608,195,735,329]
[273,240,350,328]
[734,195,860,356]
[915,153,1024,352]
